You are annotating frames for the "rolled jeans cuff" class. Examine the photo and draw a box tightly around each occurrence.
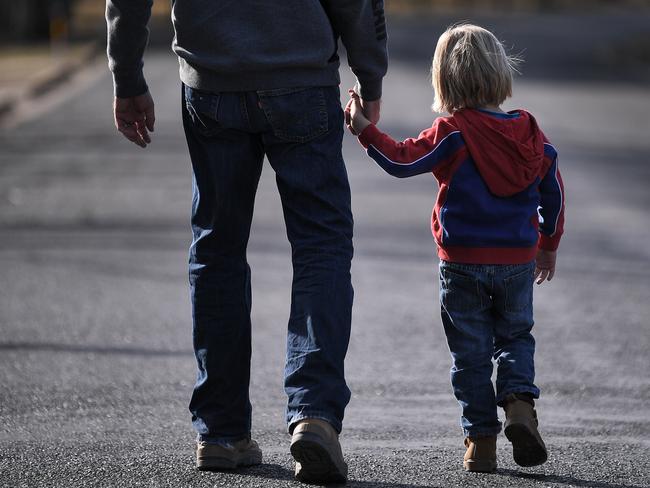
[496,387,540,407]
[197,432,251,444]
[287,411,342,435]
[464,424,502,439]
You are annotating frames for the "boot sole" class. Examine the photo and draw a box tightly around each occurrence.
[463,459,497,473]
[504,423,548,467]
[291,433,347,484]
[196,451,262,471]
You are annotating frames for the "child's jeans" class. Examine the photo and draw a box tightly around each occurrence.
[439,260,540,438]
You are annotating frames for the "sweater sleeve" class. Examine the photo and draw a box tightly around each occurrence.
[106,0,153,98]
[357,120,464,178]
[538,144,565,250]
[321,0,388,101]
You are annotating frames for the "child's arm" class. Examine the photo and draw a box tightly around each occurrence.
[535,144,565,284]
[346,91,463,178]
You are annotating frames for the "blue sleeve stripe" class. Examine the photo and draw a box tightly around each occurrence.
[544,143,562,237]
[544,142,558,159]
[367,131,462,178]
[539,148,562,237]
[549,159,562,237]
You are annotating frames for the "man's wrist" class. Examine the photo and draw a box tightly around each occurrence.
[112,70,148,98]
[355,78,382,102]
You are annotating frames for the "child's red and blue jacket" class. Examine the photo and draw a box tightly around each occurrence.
[357,108,565,264]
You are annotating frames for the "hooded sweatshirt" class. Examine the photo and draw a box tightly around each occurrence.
[358,108,565,264]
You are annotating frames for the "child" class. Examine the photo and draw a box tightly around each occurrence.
[346,23,564,472]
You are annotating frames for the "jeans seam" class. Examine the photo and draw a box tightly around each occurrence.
[241,93,251,130]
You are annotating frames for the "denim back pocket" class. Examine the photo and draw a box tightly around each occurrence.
[257,87,328,143]
[439,266,483,314]
[504,266,534,314]
[184,85,223,138]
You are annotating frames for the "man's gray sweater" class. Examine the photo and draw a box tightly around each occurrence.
[106,0,388,101]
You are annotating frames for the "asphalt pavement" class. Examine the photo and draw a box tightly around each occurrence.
[1,11,649,488]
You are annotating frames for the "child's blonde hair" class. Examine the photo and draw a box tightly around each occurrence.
[432,23,520,113]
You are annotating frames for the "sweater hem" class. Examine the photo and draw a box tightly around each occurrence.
[437,246,537,265]
[179,58,341,93]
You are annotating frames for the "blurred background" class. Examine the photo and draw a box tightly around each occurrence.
[1,1,649,487]
[2,0,650,42]
[1,0,649,118]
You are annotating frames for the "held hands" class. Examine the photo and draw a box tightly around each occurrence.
[113,91,156,148]
[360,97,381,125]
[344,89,374,136]
[534,249,557,285]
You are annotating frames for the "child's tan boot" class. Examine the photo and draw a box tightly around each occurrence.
[463,436,497,472]
[503,394,548,467]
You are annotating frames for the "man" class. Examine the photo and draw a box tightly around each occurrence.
[106,0,387,483]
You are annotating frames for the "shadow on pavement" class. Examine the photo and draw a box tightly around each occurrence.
[498,468,645,488]
[347,481,438,487]
[0,341,190,357]
[226,463,439,487]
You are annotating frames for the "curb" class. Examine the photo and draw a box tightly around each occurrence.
[0,42,101,124]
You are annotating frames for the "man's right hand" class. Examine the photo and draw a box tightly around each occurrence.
[113,91,155,148]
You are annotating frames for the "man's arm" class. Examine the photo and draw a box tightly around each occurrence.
[106,0,152,98]
[322,0,388,122]
[106,0,155,147]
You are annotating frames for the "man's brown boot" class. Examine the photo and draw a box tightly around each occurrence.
[196,437,262,470]
[503,394,548,467]
[463,436,497,472]
[290,418,347,484]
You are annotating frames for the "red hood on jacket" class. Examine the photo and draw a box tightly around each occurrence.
[452,109,546,197]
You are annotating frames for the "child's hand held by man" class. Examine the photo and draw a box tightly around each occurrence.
[345,89,371,136]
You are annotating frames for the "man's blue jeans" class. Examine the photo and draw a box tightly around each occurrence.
[182,84,354,442]
[439,260,540,438]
